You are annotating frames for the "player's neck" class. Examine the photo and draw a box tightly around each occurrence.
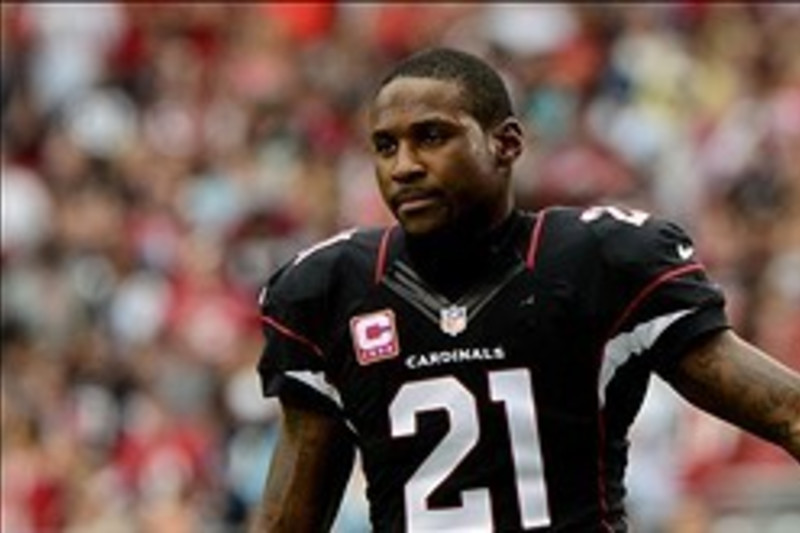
[409,208,516,248]
[404,210,521,299]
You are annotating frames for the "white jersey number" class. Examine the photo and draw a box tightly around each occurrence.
[389,369,551,531]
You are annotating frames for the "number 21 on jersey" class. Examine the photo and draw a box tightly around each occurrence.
[389,369,551,531]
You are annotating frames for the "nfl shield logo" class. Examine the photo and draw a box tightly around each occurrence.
[440,305,468,337]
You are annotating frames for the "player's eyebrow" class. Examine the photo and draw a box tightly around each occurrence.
[372,115,462,138]
[411,117,459,131]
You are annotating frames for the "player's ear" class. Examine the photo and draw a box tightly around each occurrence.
[490,118,524,170]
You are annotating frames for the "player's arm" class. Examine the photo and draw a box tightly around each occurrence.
[659,328,800,461]
[250,402,356,532]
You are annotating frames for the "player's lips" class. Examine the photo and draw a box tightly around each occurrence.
[392,189,442,215]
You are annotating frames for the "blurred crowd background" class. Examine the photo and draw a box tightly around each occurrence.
[2,3,799,532]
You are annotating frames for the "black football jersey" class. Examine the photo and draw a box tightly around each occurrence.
[257,206,729,532]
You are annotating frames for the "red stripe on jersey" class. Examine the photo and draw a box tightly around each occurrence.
[525,210,548,270]
[375,225,396,284]
[261,315,324,358]
[608,262,705,337]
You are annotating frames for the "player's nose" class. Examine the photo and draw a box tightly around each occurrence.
[390,142,425,182]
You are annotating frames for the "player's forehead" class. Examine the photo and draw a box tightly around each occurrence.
[370,77,473,133]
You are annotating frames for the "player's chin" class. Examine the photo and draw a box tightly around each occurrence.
[397,211,450,236]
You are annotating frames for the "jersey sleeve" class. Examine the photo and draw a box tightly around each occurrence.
[588,207,730,370]
[257,254,343,416]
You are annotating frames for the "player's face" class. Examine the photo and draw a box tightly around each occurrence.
[370,77,514,236]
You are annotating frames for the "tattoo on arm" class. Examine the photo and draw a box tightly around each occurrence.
[660,330,800,462]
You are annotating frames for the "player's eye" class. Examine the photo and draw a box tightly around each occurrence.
[372,134,397,157]
[414,123,450,148]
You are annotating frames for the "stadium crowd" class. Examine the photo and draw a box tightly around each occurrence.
[2,4,799,532]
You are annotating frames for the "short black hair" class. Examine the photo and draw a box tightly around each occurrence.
[378,47,514,129]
